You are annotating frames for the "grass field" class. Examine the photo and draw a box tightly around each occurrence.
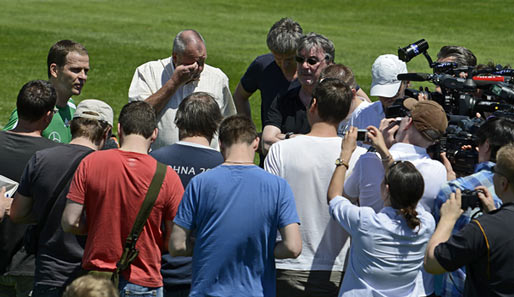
[1,0,514,131]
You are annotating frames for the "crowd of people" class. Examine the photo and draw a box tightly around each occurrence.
[0,16,513,297]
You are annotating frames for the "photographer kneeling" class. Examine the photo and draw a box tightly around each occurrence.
[432,117,514,296]
[328,126,435,296]
[425,144,514,296]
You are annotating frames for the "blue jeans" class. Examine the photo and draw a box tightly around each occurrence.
[119,277,163,297]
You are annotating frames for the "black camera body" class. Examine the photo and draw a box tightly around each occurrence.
[461,189,483,210]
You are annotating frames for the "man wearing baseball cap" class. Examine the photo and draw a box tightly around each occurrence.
[10,99,114,296]
[344,98,448,296]
[347,54,407,130]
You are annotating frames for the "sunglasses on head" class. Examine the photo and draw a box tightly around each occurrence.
[295,55,328,65]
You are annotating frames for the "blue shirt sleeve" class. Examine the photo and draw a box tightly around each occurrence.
[240,57,263,94]
[173,179,198,231]
[329,196,363,236]
[278,179,300,229]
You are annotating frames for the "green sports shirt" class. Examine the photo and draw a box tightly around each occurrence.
[3,99,76,143]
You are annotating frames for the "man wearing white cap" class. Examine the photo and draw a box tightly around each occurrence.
[347,54,407,130]
[10,99,114,296]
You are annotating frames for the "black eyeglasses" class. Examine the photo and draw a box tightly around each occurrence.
[295,55,328,65]
[492,165,510,182]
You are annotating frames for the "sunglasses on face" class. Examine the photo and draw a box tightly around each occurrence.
[295,55,328,65]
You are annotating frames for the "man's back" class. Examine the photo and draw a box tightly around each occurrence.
[16,144,92,286]
[265,135,364,271]
[434,203,514,296]
[0,131,57,275]
[67,149,184,287]
[173,165,298,296]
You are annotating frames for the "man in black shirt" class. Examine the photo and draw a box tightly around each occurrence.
[0,80,58,297]
[425,144,514,296]
[261,33,334,155]
[10,99,113,297]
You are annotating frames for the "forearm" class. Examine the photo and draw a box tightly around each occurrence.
[262,126,283,155]
[144,79,181,114]
[233,83,252,118]
[274,240,300,259]
[424,217,456,273]
[61,215,88,235]
[327,152,351,203]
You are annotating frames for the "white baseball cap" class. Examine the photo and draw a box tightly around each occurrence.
[73,99,114,126]
[370,54,407,98]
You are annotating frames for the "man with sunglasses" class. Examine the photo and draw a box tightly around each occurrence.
[261,33,334,155]
[344,98,448,296]
[425,144,514,297]
[430,117,514,297]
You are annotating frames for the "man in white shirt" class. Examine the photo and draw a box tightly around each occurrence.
[344,98,448,295]
[128,29,236,150]
[265,78,366,297]
[348,54,407,130]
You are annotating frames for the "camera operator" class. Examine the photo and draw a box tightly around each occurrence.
[432,117,514,297]
[425,144,514,296]
[437,46,477,68]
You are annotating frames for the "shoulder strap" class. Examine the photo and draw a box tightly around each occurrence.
[36,149,93,233]
[114,162,167,276]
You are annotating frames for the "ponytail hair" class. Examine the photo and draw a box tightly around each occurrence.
[398,206,421,230]
[385,161,424,230]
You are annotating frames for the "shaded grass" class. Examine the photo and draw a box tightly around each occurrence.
[1,0,513,131]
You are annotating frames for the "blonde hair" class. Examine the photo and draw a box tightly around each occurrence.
[63,275,119,297]
[496,144,514,184]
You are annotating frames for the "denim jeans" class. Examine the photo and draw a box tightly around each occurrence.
[119,277,163,297]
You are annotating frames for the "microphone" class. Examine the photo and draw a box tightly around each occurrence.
[397,73,433,81]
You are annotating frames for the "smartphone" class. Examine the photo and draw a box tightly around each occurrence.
[357,129,369,142]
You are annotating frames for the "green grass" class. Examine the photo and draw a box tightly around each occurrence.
[1,0,514,132]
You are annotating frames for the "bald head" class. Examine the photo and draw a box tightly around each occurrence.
[172,29,207,78]
[172,30,205,55]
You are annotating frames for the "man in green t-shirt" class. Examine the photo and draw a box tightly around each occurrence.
[3,40,90,143]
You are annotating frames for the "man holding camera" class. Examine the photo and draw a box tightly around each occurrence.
[425,143,514,296]
[432,117,514,296]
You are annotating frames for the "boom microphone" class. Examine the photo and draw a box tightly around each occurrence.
[397,73,433,81]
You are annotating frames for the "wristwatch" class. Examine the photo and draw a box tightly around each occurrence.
[335,158,349,169]
[285,132,294,139]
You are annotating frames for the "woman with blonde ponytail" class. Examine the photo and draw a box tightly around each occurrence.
[327,126,435,297]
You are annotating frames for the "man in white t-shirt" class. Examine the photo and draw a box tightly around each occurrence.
[348,54,407,130]
[265,78,366,297]
[128,29,236,150]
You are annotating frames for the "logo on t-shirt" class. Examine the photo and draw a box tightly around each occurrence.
[48,131,62,143]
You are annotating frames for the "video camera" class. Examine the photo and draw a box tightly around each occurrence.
[388,39,514,175]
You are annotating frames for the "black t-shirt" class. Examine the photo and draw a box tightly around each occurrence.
[240,53,300,125]
[264,85,311,134]
[0,131,58,276]
[435,203,514,297]
[17,144,93,286]
[150,142,224,289]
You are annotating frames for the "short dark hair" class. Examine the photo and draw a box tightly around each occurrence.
[476,117,514,162]
[219,115,258,149]
[175,92,222,141]
[47,40,88,78]
[437,46,477,67]
[297,33,335,63]
[70,117,111,145]
[320,64,357,89]
[266,18,303,54]
[311,78,353,124]
[17,80,56,122]
[386,161,425,230]
[118,101,156,138]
